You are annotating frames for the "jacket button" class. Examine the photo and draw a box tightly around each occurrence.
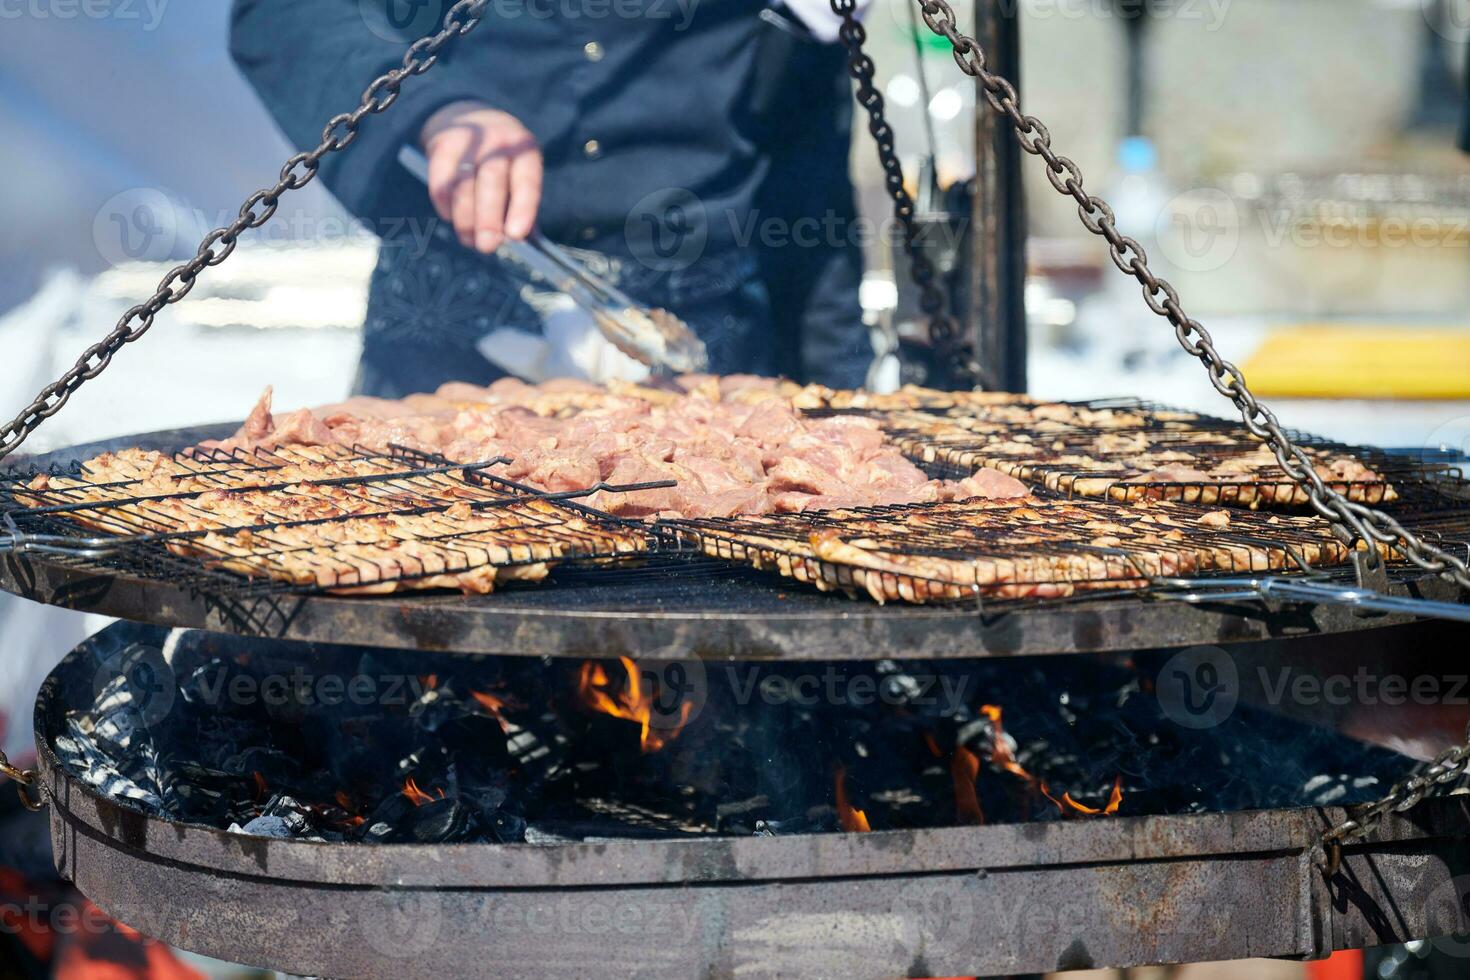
[583,41,604,62]
[583,139,603,160]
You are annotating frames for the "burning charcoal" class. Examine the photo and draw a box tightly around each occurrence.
[362,793,477,844]
[358,793,418,843]
[409,684,474,733]
[524,824,581,845]
[229,795,316,839]
[53,728,165,811]
[178,658,257,717]
[1303,773,1382,806]
[485,809,527,843]
[54,628,1431,849]
[218,746,303,785]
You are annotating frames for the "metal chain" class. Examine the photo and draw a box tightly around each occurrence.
[906,0,1470,593]
[831,0,983,390]
[0,0,493,464]
[0,749,43,812]
[1320,727,1470,871]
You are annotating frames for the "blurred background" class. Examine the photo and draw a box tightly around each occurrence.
[2,0,1470,976]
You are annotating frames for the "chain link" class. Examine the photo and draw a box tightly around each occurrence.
[0,0,492,463]
[1320,726,1470,867]
[830,0,983,390]
[0,749,43,812]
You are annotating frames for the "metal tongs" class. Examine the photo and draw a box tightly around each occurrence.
[398,147,709,375]
[1154,574,1470,624]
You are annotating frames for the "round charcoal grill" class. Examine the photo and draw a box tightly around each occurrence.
[3,426,1467,662]
[12,428,1470,978]
[30,621,1470,978]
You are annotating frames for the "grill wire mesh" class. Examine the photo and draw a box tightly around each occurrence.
[1,444,655,595]
[2,397,1468,606]
[845,397,1467,509]
[660,495,1384,605]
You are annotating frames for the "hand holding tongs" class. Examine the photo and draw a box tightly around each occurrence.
[398,147,709,375]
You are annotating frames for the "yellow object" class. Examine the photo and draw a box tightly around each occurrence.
[1239,324,1470,400]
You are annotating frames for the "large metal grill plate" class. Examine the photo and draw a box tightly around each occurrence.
[2,426,1463,661]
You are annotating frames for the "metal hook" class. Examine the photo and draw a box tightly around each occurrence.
[0,750,44,812]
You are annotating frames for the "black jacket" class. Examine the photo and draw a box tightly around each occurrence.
[229,0,869,385]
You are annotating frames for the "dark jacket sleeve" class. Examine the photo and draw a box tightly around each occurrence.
[752,27,870,388]
[229,0,502,222]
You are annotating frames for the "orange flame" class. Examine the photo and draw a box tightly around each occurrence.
[1046,776,1124,816]
[833,764,871,833]
[333,790,367,828]
[576,657,692,753]
[980,704,1034,780]
[250,771,267,801]
[982,704,1122,818]
[951,746,985,825]
[471,690,514,733]
[402,777,444,807]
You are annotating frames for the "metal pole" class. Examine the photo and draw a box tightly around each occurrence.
[969,0,1027,392]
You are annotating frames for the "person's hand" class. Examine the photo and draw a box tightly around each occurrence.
[420,100,543,254]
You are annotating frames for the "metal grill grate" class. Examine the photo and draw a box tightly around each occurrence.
[4,421,1467,608]
[1,444,661,595]
[828,398,1467,509]
[657,493,1403,605]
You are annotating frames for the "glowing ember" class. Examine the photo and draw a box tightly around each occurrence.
[471,690,515,733]
[951,746,985,825]
[332,791,367,828]
[833,764,871,833]
[401,777,444,807]
[979,704,1032,779]
[576,657,692,753]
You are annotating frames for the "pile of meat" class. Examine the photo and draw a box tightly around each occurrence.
[209,377,1028,519]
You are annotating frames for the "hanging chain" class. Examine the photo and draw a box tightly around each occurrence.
[905,0,1470,594]
[1319,726,1470,874]
[0,749,43,812]
[0,0,493,464]
[831,0,983,390]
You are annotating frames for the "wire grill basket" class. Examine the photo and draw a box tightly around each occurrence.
[1,444,658,595]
